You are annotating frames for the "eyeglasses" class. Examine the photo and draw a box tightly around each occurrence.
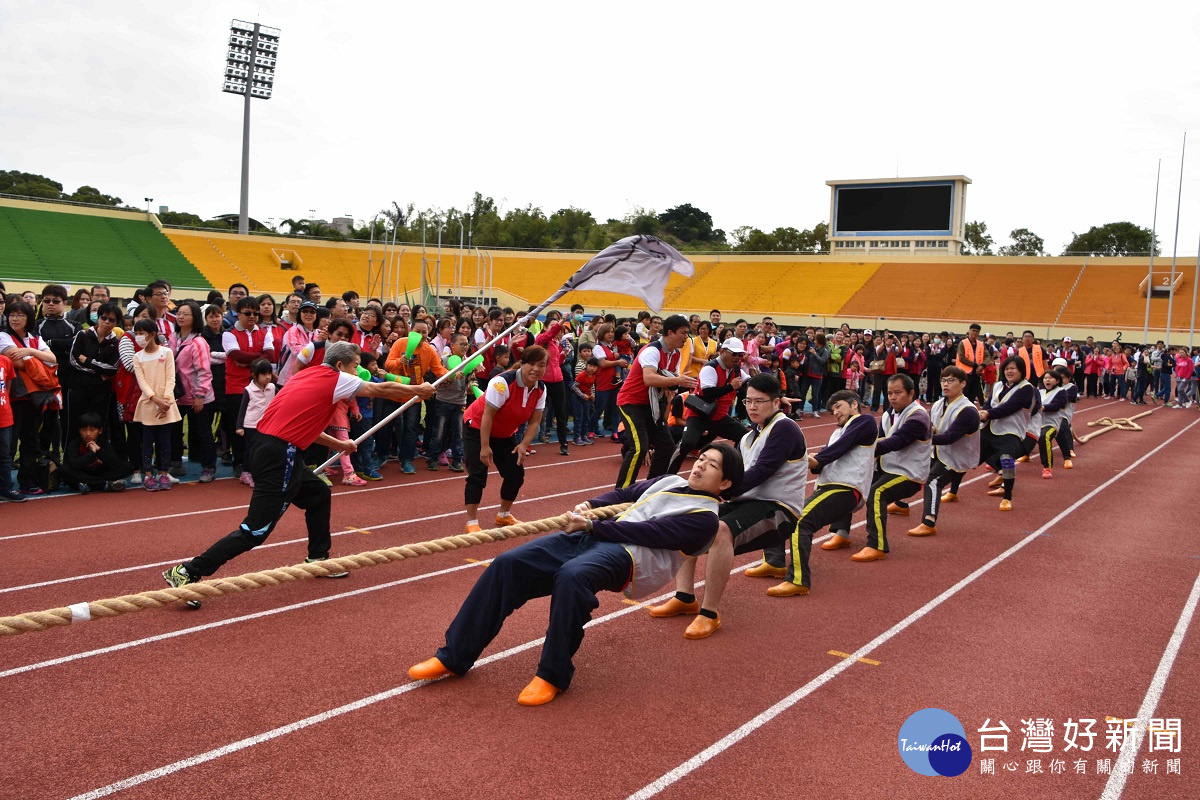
[240,310,259,317]
[152,291,170,298]
[743,398,776,407]
[43,297,63,304]
[98,317,120,325]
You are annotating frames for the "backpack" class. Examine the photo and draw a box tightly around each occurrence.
[34,454,61,493]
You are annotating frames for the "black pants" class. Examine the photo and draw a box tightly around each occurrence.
[222,393,244,466]
[463,425,524,506]
[544,380,570,445]
[184,434,332,577]
[918,459,961,526]
[1038,425,1058,468]
[870,376,889,410]
[782,484,860,588]
[59,460,133,490]
[141,424,172,473]
[1056,421,1074,458]
[616,403,674,488]
[180,401,217,470]
[861,469,922,553]
[666,414,748,475]
[436,532,631,690]
[11,400,44,492]
[964,372,983,404]
[980,429,1021,500]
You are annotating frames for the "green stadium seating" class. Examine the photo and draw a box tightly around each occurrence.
[0,206,210,290]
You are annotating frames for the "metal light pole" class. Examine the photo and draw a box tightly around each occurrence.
[1143,160,1161,346]
[222,20,279,236]
[1165,132,1186,346]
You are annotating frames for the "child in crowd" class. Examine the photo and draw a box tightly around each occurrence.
[571,356,599,446]
[1172,347,1195,408]
[60,412,133,493]
[131,318,181,491]
[783,354,804,418]
[235,358,276,487]
[846,344,866,400]
[351,350,385,480]
[427,333,468,472]
[0,352,21,503]
[488,345,511,380]
[327,371,365,487]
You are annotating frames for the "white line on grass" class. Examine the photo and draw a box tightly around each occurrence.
[625,416,1199,800]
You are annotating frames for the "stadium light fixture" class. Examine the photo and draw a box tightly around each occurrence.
[223,19,280,235]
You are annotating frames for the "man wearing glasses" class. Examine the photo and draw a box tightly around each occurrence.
[222,297,275,471]
[34,284,75,454]
[146,280,175,339]
[66,302,123,439]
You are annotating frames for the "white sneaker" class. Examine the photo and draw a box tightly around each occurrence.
[1186,401,1194,409]
[131,471,142,485]
[167,473,180,484]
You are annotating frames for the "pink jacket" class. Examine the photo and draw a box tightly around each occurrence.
[535,321,565,383]
[171,333,214,405]
[1176,354,1195,380]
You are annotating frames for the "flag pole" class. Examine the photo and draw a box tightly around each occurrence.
[1165,131,1186,346]
[1143,159,1161,346]
[313,286,570,474]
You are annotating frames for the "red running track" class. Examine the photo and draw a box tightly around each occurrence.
[1,400,1197,800]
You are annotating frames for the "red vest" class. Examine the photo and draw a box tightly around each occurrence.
[258,365,343,448]
[463,370,545,439]
[225,326,270,395]
[595,342,618,391]
[683,358,738,421]
[617,341,679,406]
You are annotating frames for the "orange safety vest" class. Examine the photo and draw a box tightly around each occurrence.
[956,339,985,374]
[1017,345,1045,379]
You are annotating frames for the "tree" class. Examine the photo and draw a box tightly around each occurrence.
[1062,222,1159,256]
[658,203,723,244]
[500,205,552,249]
[961,220,994,255]
[65,185,124,207]
[997,228,1046,256]
[548,207,597,249]
[0,170,62,199]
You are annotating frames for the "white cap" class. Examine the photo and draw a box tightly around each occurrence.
[1052,358,1069,368]
[863,329,874,335]
[720,338,746,354]
[1062,336,1073,343]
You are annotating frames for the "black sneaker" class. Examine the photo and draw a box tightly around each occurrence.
[106,480,127,492]
[0,490,27,503]
[305,557,350,578]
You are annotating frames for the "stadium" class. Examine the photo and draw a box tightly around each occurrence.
[1,4,1198,800]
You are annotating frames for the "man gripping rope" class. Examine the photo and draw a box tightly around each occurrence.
[904,366,981,536]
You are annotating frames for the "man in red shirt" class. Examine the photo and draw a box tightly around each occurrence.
[163,342,434,596]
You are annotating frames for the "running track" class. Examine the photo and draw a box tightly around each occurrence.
[1,400,1197,799]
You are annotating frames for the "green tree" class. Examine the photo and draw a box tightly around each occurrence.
[961,220,994,255]
[548,207,598,249]
[731,226,779,251]
[0,170,62,199]
[658,203,723,244]
[998,227,1046,256]
[1062,222,1159,256]
[65,185,124,206]
[501,205,552,249]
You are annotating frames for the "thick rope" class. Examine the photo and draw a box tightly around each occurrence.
[1079,409,1154,442]
[0,503,630,638]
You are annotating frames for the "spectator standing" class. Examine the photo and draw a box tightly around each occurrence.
[131,318,181,492]
[0,300,58,495]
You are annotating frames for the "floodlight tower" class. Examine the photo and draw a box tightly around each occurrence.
[222,20,280,235]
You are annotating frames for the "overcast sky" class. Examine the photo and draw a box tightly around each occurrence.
[2,0,1199,255]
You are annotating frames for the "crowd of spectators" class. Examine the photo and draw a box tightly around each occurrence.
[0,274,1197,503]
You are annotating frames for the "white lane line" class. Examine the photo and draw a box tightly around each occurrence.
[626,416,1200,800]
[0,451,623,542]
[65,558,761,800]
[1099,570,1200,800]
[0,483,615,596]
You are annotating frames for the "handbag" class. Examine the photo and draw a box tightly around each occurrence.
[869,359,886,374]
[684,393,717,417]
[895,357,907,370]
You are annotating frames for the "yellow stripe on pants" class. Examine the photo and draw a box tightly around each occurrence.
[617,406,642,489]
[790,488,849,586]
[871,475,909,552]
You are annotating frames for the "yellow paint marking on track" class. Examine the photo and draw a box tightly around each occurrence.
[622,598,639,606]
[465,558,480,563]
[828,650,881,666]
[344,526,371,535]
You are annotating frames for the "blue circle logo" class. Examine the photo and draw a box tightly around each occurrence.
[898,708,973,777]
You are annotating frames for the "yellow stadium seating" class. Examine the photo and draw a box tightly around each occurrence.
[1057,262,1192,329]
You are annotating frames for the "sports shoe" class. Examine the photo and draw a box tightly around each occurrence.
[560,444,569,456]
[439,451,451,466]
[495,512,521,527]
[1042,468,1053,479]
[130,471,142,486]
[198,468,215,483]
[304,557,350,578]
[106,480,127,492]
[357,469,383,481]
[587,432,596,441]
[240,471,254,487]
[401,460,417,475]
[1063,459,1073,469]
[0,490,28,503]
[78,483,91,495]
[166,472,180,485]
[609,433,620,443]
[143,473,159,492]
[342,474,368,486]
[315,472,333,487]
[449,461,464,472]
[525,447,536,456]
[426,461,439,471]
[157,473,172,491]
[162,564,195,588]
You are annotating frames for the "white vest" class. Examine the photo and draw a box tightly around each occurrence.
[879,402,931,483]
[738,411,808,516]
[1041,386,1067,431]
[613,475,719,600]
[930,394,980,473]
[816,416,876,503]
[988,380,1033,439]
